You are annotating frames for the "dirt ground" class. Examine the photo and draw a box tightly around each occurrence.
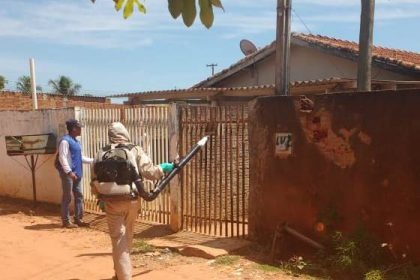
[0,197,314,280]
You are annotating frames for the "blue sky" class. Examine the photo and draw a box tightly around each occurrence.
[0,0,419,96]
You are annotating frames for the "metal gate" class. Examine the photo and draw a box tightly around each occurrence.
[79,106,171,224]
[180,105,249,238]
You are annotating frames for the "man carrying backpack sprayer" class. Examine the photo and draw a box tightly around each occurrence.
[90,122,174,280]
[56,119,93,228]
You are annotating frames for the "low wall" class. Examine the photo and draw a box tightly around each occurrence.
[0,91,121,110]
[248,90,420,261]
[0,108,76,203]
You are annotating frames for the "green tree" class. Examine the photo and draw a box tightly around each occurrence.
[48,75,81,96]
[91,0,224,28]
[16,76,42,94]
[0,75,7,90]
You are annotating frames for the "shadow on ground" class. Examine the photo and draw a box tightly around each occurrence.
[0,196,282,272]
[0,196,60,217]
[77,252,112,257]
[24,223,63,230]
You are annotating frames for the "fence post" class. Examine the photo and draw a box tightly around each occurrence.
[169,103,182,232]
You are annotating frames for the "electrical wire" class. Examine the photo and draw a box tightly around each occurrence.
[292,7,346,78]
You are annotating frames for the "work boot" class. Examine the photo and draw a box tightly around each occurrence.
[74,219,89,227]
[62,221,78,229]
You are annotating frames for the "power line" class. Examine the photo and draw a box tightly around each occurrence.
[292,8,312,34]
[291,8,346,78]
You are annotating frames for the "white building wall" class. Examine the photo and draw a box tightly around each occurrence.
[0,108,76,203]
[214,44,416,88]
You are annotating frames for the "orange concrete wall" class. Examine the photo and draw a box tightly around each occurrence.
[248,89,420,261]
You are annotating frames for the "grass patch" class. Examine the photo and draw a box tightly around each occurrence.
[132,239,155,253]
[214,255,241,266]
[256,263,282,273]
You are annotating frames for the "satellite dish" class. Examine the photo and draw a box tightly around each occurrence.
[240,39,258,56]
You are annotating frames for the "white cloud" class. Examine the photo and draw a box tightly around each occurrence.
[294,6,420,23]
[297,0,420,6]
[0,0,283,48]
[2,0,417,49]
[0,1,178,48]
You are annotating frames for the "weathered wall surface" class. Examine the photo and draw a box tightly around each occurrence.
[248,90,420,260]
[0,91,122,110]
[0,109,76,203]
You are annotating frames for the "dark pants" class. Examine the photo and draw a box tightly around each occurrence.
[59,171,83,223]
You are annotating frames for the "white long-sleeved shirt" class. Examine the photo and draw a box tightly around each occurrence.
[58,139,93,174]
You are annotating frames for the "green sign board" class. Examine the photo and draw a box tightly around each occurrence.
[5,133,57,156]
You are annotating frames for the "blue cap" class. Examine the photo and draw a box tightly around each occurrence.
[66,119,84,131]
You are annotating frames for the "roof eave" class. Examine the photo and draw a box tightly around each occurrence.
[193,43,276,88]
[292,37,420,78]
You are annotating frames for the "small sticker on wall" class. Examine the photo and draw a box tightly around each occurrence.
[275,133,293,157]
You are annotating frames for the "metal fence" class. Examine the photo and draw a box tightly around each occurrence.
[179,105,249,238]
[79,106,170,224]
[79,104,250,237]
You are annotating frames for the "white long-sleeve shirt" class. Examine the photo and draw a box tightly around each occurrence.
[58,139,93,174]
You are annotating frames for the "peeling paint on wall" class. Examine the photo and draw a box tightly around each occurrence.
[250,92,420,261]
[295,104,356,168]
[358,131,372,145]
[295,101,374,169]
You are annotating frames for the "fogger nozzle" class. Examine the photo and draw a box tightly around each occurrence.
[197,136,209,147]
[149,135,210,198]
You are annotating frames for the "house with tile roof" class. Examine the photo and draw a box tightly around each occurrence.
[194,33,420,89]
[109,33,420,105]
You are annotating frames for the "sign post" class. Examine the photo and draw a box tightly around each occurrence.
[5,133,57,203]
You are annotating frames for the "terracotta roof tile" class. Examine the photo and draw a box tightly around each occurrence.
[294,33,420,72]
[194,33,420,87]
[109,78,351,98]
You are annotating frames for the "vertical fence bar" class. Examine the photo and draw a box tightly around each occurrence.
[210,107,216,236]
[217,106,223,236]
[223,107,228,237]
[236,106,240,237]
[203,108,209,234]
[188,108,193,231]
[241,106,246,238]
[196,108,206,233]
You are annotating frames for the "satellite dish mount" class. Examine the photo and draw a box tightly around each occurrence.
[240,39,258,56]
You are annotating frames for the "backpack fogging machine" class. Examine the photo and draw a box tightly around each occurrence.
[148,135,209,200]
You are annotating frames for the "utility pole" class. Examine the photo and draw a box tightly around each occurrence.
[283,0,292,95]
[357,0,375,91]
[275,0,292,96]
[206,63,218,76]
[29,58,38,110]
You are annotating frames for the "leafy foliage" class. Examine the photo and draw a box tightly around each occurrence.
[365,270,385,280]
[92,0,224,28]
[214,255,240,266]
[171,0,224,28]
[132,239,155,254]
[257,263,282,273]
[0,75,7,90]
[48,76,81,96]
[16,76,42,94]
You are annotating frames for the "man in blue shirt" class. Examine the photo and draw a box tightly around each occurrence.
[57,119,93,228]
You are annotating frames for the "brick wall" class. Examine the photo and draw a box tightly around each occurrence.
[0,91,124,110]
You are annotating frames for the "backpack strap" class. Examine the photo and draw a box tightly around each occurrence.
[102,145,112,152]
[116,143,136,150]
[102,147,129,161]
